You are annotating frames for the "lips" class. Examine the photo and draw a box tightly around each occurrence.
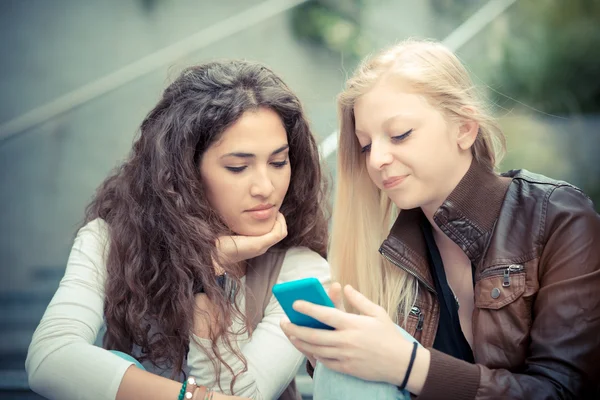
[382,175,408,189]
[245,204,276,221]
[246,204,274,212]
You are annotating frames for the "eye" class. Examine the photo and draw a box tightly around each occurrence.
[271,161,289,168]
[360,143,371,153]
[225,166,247,173]
[391,129,413,142]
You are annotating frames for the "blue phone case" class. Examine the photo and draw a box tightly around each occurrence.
[272,277,335,330]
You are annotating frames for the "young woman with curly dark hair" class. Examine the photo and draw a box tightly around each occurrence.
[26,60,330,400]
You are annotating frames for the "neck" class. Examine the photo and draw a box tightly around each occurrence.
[420,156,473,224]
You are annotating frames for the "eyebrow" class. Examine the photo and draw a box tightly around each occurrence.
[221,144,289,159]
[355,113,413,135]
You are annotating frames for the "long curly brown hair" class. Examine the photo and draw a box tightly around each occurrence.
[84,60,329,388]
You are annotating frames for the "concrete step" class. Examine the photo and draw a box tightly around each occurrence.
[0,390,44,400]
[0,351,28,371]
[0,303,48,332]
[0,370,41,398]
[0,330,34,356]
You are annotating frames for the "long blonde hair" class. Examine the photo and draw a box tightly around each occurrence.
[330,39,506,323]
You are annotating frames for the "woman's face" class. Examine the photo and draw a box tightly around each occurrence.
[353,76,477,213]
[200,107,291,236]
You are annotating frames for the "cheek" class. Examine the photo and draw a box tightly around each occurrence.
[277,167,292,197]
[408,137,454,178]
[428,145,459,178]
[203,174,244,222]
[205,174,235,201]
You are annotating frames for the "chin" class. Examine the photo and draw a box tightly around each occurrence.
[394,203,421,211]
[389,195,421,211]
[232,217,277,237]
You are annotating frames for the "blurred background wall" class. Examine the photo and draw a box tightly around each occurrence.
[0,0,598,398]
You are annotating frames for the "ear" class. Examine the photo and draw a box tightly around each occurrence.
[456,108,479,151]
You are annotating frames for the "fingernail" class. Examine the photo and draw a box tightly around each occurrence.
[290,336,297,341]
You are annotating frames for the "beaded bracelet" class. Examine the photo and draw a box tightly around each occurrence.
[178,376,207,400]
[177,380,188,400]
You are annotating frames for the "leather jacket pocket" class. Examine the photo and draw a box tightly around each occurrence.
[474,264,530,367]
[475,264,526,309]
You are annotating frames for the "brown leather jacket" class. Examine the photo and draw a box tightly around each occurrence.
[379,161,600,399]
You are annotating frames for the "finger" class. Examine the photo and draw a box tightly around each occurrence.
[280,321,340,346]
[230,235,263,258]
[279,329,318,368]
[328,282,344,311]
[288,340,317,367]
[344,285,386,318]
[218,234,268,262]
[274,212,287,240]
[292,300,354,329]
[277,212,288,237]
[289,337,343,361]
[230,214,285,256]
[256,212,286,249]
[279,318,292,339]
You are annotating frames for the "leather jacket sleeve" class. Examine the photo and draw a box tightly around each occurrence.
[419,186,600,400]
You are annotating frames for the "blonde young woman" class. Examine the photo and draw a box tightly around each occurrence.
[281,39,600,399]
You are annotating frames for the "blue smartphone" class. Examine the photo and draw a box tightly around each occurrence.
[272,277,335,330]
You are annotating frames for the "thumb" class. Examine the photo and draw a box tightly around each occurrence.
[344,284,385,318]
[255,212,288,250]
[328,282,345,311]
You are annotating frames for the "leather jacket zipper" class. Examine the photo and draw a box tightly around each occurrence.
[379,247,436,293]
[410,306,424,331]
[480,264,524,287]
[409,306,425,341]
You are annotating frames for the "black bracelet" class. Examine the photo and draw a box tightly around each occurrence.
[399,341,419,390]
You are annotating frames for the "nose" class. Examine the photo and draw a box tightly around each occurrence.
[250,167,275,198]
[368,139,393,170]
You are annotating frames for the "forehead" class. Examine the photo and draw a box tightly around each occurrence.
[354,78,433,129]
[211,108,288,153]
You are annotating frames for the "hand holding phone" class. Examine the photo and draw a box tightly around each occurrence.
[272,277,335,330]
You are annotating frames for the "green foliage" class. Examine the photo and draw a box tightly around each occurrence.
[491,0,600,115]
[290,0,372,62]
